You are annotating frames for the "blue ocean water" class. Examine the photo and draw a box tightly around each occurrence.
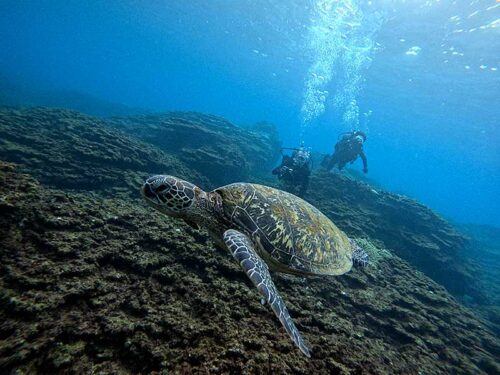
[0,0,498,226]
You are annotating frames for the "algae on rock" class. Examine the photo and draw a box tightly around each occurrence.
[0,107,498,374]
[0,107,204,195]
[0,162,499,374]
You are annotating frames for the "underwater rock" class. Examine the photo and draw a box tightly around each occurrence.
[305,170,483,305]
[459,224,500,335]
[0,162,498,374]
[107,112,281,189]
[0,107,204,195]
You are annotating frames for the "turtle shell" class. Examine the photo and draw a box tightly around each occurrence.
[215,183,353,276]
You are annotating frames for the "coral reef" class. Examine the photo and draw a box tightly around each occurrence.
[107,112,281,189]
[0,162,498,374]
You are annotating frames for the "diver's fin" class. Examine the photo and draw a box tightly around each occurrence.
[223,229,311,358]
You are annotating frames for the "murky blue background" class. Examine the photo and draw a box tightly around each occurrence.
[1,0,498,225]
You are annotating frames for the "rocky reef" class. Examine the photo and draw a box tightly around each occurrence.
[460,224,500,334]
[0,107,204,195]
[0,107,499,374]
[304,171,482,305]
[107,113,483,306]
[0,107,479,303]
[107,112,281,189]
[1,162,499,374]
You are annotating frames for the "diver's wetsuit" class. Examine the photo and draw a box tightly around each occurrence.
[272,149,311,196]
[325,132,368,173]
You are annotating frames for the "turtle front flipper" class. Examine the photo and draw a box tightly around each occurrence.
[223,229,311,358]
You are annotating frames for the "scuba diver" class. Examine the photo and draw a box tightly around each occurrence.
[322,130,368,173]
[272,143,312,196]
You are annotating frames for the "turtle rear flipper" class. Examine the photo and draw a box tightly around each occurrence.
[223,229,311,358]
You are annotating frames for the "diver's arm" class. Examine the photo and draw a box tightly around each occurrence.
[360,151,368,173]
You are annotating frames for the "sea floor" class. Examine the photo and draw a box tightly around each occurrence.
[0,107,498,374]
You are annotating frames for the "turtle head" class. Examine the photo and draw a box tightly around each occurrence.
[142,175,199,219]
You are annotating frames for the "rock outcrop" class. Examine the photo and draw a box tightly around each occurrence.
[0,107,204,195]
[459,224,500,334]
[107,112,281,189]
[305,171,481,304]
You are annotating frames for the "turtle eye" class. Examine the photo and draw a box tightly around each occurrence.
[143,175,196,214]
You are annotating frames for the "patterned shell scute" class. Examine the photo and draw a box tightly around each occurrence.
[217,183,353,275]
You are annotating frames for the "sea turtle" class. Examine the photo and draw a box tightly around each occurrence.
[141,175,368,357]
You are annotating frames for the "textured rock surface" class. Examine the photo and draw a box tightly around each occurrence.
[107,112,281,189]
[460,224,500,335]
[0,107,204,195]
[1,107,498,374]
[304,170,482,304]
[1,162,499,374]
